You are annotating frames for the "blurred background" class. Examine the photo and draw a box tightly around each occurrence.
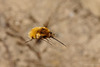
[0,0,100,67]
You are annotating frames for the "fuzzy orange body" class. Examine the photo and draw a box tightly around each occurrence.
[27,27,66,47]
[28,27,51,39]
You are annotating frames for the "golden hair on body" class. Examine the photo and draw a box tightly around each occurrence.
[28,27,52,39]
[26,27,66,47]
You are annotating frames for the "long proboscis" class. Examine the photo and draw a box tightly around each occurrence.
[51,37,67,47]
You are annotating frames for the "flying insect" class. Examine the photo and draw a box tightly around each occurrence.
[25,27,66,47]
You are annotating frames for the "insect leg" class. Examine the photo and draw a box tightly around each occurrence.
[25,38,33,43]
[43,39,53,46]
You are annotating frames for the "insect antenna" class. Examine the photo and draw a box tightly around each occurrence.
[25,39,33,43]
[51,37,67,47]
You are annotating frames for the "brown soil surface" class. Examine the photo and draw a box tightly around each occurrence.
[0,0,100,67]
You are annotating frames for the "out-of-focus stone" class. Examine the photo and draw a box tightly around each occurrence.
[80,0,100,17]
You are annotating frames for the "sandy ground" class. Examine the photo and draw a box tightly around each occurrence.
[0,0,100,67]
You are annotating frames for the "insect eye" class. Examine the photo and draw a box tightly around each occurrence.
[43,36,47,38]
[49,32,52,34]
